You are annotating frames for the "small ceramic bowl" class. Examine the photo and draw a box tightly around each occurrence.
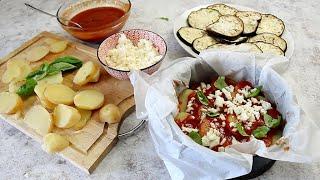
[97,29,167,80]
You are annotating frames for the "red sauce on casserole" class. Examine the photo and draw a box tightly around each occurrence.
[175,77,285,152]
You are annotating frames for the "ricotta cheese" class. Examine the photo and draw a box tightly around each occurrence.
[105,34,162,71]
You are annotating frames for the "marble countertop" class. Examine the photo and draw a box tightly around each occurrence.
[0,0,319,179]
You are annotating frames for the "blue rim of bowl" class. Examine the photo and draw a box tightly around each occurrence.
[97,29,167,73]
[56,0,132,30]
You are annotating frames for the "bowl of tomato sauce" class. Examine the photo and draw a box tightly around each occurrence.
[56,0,131,42]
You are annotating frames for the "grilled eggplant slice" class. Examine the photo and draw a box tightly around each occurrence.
[209,43,262,53]
[206,15,244,39]
[256,14,285,36]
[248,33,287,51]
[236,11,262,35]
[215,36,248,44]
[187,8,221,30]
[177,27,206,46]
[192,36,218,54]
[254,42,284,56]
[207,4,238,15]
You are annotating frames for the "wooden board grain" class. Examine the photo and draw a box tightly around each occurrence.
[0,31,135,174]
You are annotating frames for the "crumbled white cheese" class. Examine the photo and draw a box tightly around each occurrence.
[261,100,272,111]
[201,128,221,148]
[215,96,225,107]
[105,34,162,71]
[222,88,232,100]
[201,82,206,89]
[182,126,199,133]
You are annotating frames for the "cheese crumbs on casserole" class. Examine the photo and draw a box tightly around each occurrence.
[104,34,162,71]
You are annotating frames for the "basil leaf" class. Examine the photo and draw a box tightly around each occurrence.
[47,62,77,75]
[207,112,219,117]
[253,126,270,139]
[247,86,262,98]
[51,56,82,68]
[214,76,228,90]
[16,78,37,97]
[26,63,49,80]
[188,131,202,145]
[236,123,249,136]
[264,113,281,128]
[196,91,209,105]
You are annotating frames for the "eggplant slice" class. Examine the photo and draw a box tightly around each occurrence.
[248,33,287,51]
[253,42,284,56]
[206,15,244,39]
[177,27,206,46]
[207,4,238,15]
[256,14,285,36]
[209,43,262,53]
[236,11,262,35]
[187,8,221,30]
[215,36,248,44]
[192,36,218,54]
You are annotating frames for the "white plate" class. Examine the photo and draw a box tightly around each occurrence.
[173,4,294,58]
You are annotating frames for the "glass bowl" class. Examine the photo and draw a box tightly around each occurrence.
[97,29,167,80]
[56,0,131,42]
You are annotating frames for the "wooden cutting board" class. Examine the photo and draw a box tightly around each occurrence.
[0,31,135,174]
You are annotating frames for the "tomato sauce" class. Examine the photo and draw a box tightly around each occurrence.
[69,7,125,29]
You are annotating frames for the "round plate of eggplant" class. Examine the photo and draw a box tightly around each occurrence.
[173,3,294,58]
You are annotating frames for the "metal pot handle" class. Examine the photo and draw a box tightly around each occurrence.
[118,119,146,138]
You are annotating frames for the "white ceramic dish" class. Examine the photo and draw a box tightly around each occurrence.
[173,4,294,58]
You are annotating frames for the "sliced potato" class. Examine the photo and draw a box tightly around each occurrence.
[38,72,63,85]
[7,59,32,81]
[34,83,57,110]
[99,104,122,124]
[73,61,97,86]
[1,64,21,83]
[74,89,104,110]
[0,92,23,114]
[53,104,81,128]
[44,84,76,105]
[49,41,68,53]
[89,66,101,82]
[72,109,92,130]
[26,45,50,62]
[43,38,58,45]
[24,105,53,135]
[42,133,69,153]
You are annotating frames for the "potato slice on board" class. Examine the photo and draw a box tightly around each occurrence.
[72,109,92,130]
[1,65,21,83]
[0,92,23,114]
[44,84,76,105]
[34,83,57,110]
[99,104,122,124]
[24,105,53,135]
[73,61,97,86]
[74,89,104,110]
[7,59,32,81]
[53,104,81,128]
[26,45,50,62]
[42,133,69,153]
[49,41,68,53]
[43,38,58,45]
[89,65,101,82]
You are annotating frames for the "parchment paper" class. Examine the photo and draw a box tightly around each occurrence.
[129,50,320,179]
